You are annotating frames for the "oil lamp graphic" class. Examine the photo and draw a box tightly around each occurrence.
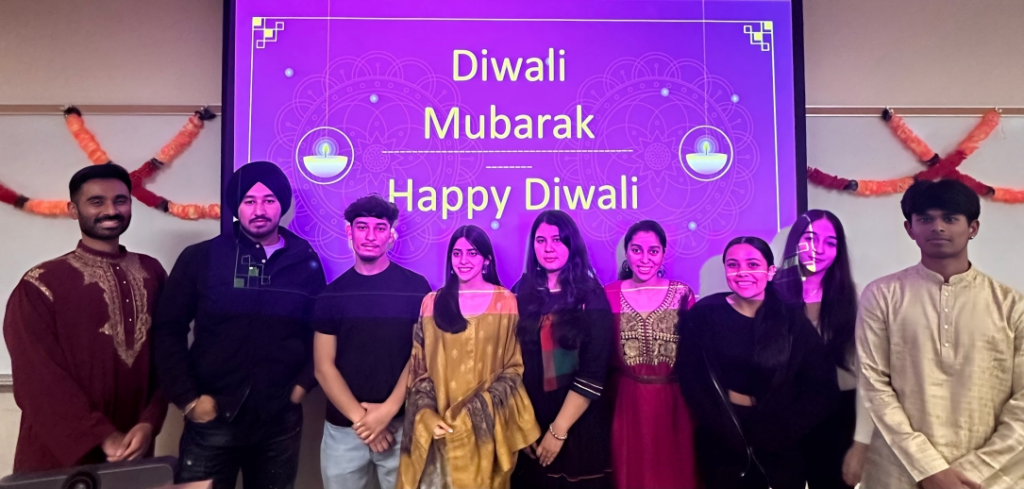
[679,125,734,182]
[295,126,355,185]
[685,135,728,175]
[303,137,349,178]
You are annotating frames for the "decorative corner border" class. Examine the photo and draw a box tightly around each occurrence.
[743,22,772,52]
[253,17,285,49]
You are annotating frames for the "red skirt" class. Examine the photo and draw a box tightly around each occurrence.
[610,373,699,489]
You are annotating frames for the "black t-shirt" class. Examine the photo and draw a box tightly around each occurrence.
[312,262,431,427]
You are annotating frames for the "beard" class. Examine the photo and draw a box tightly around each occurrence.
[241,217,279,240]
[80,215,130,241]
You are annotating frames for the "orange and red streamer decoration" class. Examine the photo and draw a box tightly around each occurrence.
[0,107,221,219]
[808,109,1024,203]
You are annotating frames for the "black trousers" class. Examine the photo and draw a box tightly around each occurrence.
[511,450,612,489]
[697,404,807,489]
[800,389,857,489]
[697,448,806,489]
[175,402,303,489]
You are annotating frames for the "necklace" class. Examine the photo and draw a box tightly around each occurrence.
[802,275,823,300]
[805,284,823,301]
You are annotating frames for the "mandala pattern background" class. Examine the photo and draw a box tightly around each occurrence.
[239,13,796,286]
[554,53,758,266]
[267,52,485,279]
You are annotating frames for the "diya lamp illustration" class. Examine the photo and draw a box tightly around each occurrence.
[685,135,729,175]
[302,137,349,178]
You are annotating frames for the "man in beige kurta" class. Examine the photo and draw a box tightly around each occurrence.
[857,179,1024,489]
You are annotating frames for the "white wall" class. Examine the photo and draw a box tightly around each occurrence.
[0,0,1022,485]
[0,0,222,105]
[802,0,1024,106]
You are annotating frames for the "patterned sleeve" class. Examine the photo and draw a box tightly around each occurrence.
[4,275,117,466]
[571,287,613,400]
[951,289,1024,483]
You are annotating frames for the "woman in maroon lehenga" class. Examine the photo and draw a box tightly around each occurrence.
[606,221,699,489]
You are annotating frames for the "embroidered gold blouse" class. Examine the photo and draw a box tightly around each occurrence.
[615,280,694,370]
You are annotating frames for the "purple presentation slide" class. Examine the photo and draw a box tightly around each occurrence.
[231,0,800,287]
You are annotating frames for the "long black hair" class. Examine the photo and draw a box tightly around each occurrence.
[516,210,601,347]
[433,225,502,334]
[775,210,857,371]
[618,220,668,280]
[722,236,791,369]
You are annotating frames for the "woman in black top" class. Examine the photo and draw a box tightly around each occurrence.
[774,210,867,489]
[676,236,838,489]
[511,210,614,489]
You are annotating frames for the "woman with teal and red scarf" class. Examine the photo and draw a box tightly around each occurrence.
[511,210,614,489]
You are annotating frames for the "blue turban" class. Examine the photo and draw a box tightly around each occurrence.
[224,161,293,218]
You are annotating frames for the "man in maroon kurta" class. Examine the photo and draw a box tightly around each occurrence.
[3,164,168,473]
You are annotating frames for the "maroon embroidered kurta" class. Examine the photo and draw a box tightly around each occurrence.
[3,242,168,473]
[606,280,699,489]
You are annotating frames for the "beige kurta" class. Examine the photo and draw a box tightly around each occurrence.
[857,263,1024,489]
[398,288,540,489]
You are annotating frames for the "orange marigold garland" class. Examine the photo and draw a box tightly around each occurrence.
[0,179,72,218]
[23,199,70,217]
[0,182,68,217]
[156,113,207,164]
[886,112,936,163]
[0,107,222,219]
[854,177,915,196]
[65,112,111,165]
[808,108,1024,203]
[62,106,221,220]
[806,168,914,197]
[168,202,221,220]
[992,187,1024,204]
[955,110,1001,157]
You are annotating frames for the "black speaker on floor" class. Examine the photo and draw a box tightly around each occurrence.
[0,456,175,489]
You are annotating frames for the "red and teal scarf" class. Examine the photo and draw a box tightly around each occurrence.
[539,314,579,392]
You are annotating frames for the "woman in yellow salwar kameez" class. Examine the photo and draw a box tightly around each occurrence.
[398,225,540,489]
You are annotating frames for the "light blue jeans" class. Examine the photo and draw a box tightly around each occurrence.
[321,417,404,489]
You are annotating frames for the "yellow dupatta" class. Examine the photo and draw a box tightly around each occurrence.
[398,288,540,489]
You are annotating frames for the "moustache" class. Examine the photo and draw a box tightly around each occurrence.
[94,216,124,225]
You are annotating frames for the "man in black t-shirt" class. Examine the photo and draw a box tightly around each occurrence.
[313,194,431,489]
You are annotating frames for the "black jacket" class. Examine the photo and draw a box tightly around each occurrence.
[676,292,838,486]
[152,224,326,424]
